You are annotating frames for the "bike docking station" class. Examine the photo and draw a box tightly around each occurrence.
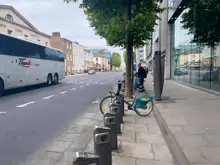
[109,103,122,134]
[104,112,118,150]
[93,126,112,165]
[73,151,100,165]
[113,96,124,123]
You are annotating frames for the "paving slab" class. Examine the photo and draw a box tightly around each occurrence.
[47,141,72,153]
[75,118,91,126]
[182,146,207,163]
[58,132,80,142]
[112,156,135,165]
[199,146,220,162]
[204,135,220,145]
[123,123,148,132]
[136,159,173,165]
[118,130,135,143]
[136,131,166,144]
[82,112,96,119]
[152,143,173,161]
[36,152,62,165]
[116,141,154,159]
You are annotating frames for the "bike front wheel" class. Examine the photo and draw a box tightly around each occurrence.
[99,95,115,114]
[135,100,154,117]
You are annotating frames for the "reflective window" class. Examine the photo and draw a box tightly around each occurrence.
[172,10,220,92]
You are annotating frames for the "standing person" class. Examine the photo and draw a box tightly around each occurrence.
[137,63,147,92]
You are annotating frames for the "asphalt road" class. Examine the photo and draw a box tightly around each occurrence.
[0,72,122,165]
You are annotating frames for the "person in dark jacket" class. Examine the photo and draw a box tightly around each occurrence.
[137,63,146,92]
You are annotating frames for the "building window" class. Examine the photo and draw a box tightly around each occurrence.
[0,23,6,28]
[45,42,48,46]
[37,39,40,42]
[70,44,72,50]
[15,29,22,35]
[24,34,28,38]
[96,58,98,61]
[5,14,13,21]
[66,43,69,49]
[7,30,13,35]
[31,34,36,38]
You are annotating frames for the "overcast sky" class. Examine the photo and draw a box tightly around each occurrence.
[1,0,123,55]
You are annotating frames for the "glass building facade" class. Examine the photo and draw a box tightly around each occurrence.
[171,10,220,92]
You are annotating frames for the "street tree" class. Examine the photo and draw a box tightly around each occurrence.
[64,0,162,98]
[181,0,220,58]
[111,52,121,68]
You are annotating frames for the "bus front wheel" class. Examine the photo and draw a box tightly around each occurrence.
[0,79,4,97]
[47,74,53,86]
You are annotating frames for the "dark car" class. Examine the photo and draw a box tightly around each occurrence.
[174,68,188,75]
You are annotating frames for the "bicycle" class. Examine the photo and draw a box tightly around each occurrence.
[99,77,154,117]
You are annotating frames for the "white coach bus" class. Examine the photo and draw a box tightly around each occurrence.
[0,33,65,96]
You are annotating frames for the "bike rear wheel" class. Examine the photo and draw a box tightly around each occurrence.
[99,95,115,114]
[135,100,154,116]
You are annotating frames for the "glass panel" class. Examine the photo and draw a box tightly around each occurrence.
[189,44,200,86]
[199,46,211,89]
[210,44,220,91]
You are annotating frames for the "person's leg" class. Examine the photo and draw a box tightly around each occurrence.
[139,78,145,92]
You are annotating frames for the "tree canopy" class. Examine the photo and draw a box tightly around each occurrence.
[181,0,220,47]
[64,0,162,48]
[111,52,121,67]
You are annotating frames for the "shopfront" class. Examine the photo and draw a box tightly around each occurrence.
[169,0,220,92]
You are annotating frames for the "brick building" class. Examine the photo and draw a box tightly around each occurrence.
[50,32,74,75]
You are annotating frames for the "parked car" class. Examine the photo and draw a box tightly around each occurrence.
[174,68,188,75]
[88,69,96,75]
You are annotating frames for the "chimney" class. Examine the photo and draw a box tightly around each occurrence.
[52,32,61,37]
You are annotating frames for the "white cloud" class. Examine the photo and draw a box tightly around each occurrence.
[1,0,123,55]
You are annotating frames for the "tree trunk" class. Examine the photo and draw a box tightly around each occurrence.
[125,0,133,99]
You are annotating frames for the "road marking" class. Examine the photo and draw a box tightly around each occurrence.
[71,88,76,91]
[86,84,89,86]
[0,112,7,114]
[43,95,55,100]
[80,85,83,88]
[60,91,67,94]
[16,101,35,108]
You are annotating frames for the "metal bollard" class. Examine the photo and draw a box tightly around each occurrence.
[104,112,118,150]
[73,151,100,165]
[110,104,121,133]
[93,126,112,165]
[113,97,123,123]
[119,94,125,116]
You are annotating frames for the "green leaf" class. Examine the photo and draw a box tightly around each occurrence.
[64,0,161,48]
[181,0,220,47]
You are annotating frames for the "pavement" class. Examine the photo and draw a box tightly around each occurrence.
[44,82,174,165]
[145,75,220,165]
[0,72,121,165]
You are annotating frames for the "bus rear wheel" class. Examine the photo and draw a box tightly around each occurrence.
[47,74,53,86]
[53,73,59,85]
[0,79,4,97]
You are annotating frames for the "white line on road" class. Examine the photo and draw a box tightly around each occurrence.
[71,88,76,91]
[60,91,67,94]
[16,101,35,108]
[86,84,89,86]
[43,95,55,100]
[80,85,83,88]
[0,112,7,114]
